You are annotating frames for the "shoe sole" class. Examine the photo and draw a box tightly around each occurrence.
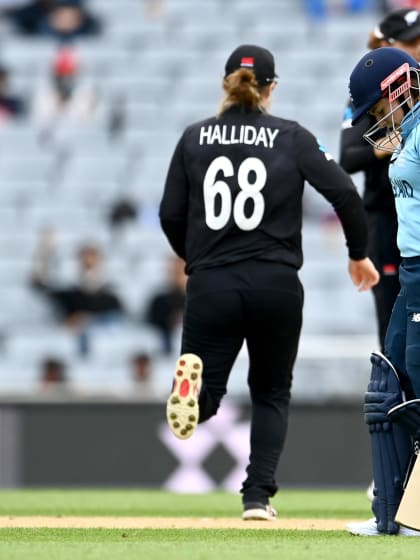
[242,508,276,521]
[166,353,202,440]
[346,526,381,536]
[346,521,420,537]
[346,520,379,536]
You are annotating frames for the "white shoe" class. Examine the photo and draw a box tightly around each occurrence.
[242,503,277,521]
[347,518,420,536]
[400,525,420,536]
[166,354,202,440]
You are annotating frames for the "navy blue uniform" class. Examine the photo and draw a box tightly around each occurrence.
[340,102,401,351]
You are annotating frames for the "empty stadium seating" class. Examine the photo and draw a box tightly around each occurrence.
[0,0,380,399]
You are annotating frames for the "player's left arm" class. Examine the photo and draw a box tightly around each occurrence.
[295,126,368,261]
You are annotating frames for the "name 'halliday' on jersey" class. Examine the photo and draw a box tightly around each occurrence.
[199,124,279,148]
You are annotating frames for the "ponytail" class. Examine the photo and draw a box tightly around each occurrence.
[219,68,267,115]
[367,30,383,50]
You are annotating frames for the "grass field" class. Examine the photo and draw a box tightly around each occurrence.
[0,489,418,559]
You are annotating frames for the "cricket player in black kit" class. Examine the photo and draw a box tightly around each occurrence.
[160,44,379,520]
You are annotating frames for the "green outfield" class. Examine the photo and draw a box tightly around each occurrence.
[0,489,417,559]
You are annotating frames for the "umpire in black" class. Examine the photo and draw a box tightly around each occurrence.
[160,44,379,520]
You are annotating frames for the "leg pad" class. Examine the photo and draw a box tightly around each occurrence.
[388,399,420,441]
[364,353,413,534]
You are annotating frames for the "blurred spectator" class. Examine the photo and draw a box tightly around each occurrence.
[132,352,166,398]
[5,0,101,40]
[108,93,125,138]
[38,356,73,395]
[2,0,52,34]
[303,0,373,18]
[384,2,420,9]
[40,356,67,384]
[108,198,138,230]
[31,45,98,136]
[30,229,124,355]
[0,64,26,125]
[143,0,166,19]
[145,256,186,355]
[41,0,101,40]
[116,351,163,399]
[132,352,152,383]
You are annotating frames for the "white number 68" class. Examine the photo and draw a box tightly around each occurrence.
[203,156,267,231]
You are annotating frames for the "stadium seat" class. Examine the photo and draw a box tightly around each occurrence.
[0,0,380,398]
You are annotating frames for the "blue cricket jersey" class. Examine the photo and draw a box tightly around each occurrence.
[389,101,420,257]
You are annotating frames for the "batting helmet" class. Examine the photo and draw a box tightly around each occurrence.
[348,47,419,125]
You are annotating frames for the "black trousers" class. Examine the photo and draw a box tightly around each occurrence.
[181,260,304,504]
[368,210,401,352]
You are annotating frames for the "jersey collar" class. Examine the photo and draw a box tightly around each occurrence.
[401,100,420,139]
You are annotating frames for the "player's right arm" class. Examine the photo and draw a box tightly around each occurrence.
[159,134,189,260]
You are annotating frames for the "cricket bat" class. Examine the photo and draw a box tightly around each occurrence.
[396,452,420,531]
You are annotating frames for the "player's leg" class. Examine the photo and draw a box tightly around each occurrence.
[348,285,419,535]
[384,259,420,533]
[347,354,412,536]
[400,258,420,398]
[166,266,244,439]
[240,263,303,519]
[373,274,400,353]
[348,282,413,536]
[389,399,420,440]
[348,286,420,535]
[348,395,420,536]
[364,352,413,534]
[348,259,420,536]
[364,203,401,500]
[389,399,420,531]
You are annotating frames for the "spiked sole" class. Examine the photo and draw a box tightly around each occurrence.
[166,353,203,439]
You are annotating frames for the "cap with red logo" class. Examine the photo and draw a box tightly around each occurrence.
[53,47,79,77]
[224,44,277,87]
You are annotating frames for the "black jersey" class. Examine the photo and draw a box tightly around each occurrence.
[160,105,368,274]
[339,101,395,213]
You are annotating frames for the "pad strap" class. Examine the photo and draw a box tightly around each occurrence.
[388,399,420,441]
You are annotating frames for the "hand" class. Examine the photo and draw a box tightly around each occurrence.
[348,258,380,292]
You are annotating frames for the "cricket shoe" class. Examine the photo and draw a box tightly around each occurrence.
[346,518,420,536]
[166,353,202,440]
[242,503,277,521]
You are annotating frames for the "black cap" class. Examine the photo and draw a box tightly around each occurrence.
[224,44,277,87]
[378,8,420,42]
